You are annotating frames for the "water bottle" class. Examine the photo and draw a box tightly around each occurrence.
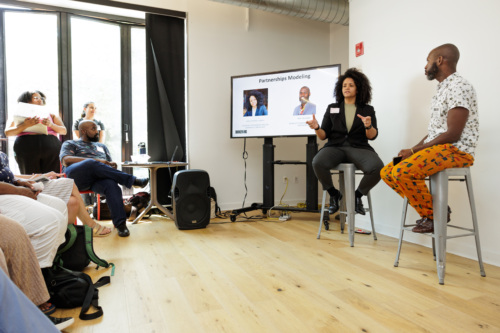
[138,142,146,155]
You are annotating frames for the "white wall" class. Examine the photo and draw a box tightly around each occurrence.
[126,0,348,208]
[187,2,335,209]
[330,24,349,72]
[349,0,500,265]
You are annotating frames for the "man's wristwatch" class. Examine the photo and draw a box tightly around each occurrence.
[365,124,373,130]
[315,125,320,130]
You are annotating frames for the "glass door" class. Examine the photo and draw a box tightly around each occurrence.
[4,11,59,174]
[2,10,148,176]
[70,16,122,164]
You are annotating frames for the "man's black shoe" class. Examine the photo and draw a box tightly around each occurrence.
[355,196,366,215]
[328,192,342,215]
[133,177,149,188]
[117,224,130,237]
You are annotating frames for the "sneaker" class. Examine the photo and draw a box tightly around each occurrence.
[47,316,74,330]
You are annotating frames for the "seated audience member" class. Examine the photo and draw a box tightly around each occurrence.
[0,267,68,332]
[307,68,384,215]
[0,215,74,330]
[0,151,111,236]
[380,43,478,233]
[73,101,105,206]
[60,120,149,237]
[0,187,67,269]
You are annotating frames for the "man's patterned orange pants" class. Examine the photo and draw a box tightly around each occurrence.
[380,144,474,219]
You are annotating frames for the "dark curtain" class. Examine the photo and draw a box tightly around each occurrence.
[0,12,6,153]
[146,14,186,205]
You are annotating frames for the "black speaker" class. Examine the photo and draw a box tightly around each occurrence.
[172,170,211,230]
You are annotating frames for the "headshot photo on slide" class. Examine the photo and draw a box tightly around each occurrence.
[243,89,268,117]
[293,85,316,116]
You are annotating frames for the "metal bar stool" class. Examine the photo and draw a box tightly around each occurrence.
[394,167,486,284]
[317,163,377,246]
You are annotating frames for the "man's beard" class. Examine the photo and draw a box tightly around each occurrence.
[426,62,438,80]
[88,134,99,142]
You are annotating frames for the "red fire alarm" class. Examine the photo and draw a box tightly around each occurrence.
[355,42,364,57]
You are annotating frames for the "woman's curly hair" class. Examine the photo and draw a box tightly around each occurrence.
[334,68,372,106]
[17,90,46,105]
[244,90,265,110]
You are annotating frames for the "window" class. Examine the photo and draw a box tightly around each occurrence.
[1,9,147,176]
[71,16,122,162]
[4,11,59,174]
[131,26,148,178]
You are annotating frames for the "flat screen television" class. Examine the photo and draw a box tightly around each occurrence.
[230,64,341,138]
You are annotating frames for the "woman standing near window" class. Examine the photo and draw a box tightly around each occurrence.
[72,102,106,143]
[5,91,67,174]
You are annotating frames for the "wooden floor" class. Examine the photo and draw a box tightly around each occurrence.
[59,212,500,333]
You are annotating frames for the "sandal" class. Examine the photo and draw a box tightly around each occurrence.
[92,222,112,237]
[39,302,56,315]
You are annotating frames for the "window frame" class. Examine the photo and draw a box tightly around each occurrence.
[0,2,158,163]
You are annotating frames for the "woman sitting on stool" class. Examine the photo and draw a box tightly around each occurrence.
[306,68,384,216]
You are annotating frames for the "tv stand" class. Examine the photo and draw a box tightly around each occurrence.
[230,136,319,221]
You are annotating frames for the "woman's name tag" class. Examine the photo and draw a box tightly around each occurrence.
[330,108,340,114]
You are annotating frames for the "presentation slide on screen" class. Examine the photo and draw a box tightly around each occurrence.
[231,65,340,138]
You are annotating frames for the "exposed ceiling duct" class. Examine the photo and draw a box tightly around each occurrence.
[209,0,349,26]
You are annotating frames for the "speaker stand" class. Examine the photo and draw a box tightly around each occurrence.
[229,136,319,221]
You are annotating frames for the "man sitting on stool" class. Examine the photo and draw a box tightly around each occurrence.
[380,43,479,233]
[60,120,148,237]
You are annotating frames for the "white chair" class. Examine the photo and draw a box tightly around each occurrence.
[394,167,486,284]
[317,163,377,246]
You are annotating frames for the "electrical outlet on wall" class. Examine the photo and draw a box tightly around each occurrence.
[283,176,288,184]
[294,176,299,183]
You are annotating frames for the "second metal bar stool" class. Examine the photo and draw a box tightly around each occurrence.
[394,167,485,284]
[317,163,377,246]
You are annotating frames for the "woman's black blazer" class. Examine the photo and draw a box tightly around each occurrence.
[320,102,378,152]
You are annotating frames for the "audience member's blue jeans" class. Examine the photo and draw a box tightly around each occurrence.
[65,159,136,227]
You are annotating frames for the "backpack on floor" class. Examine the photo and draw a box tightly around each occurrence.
[55,224,114,274]
[42,266,110,320]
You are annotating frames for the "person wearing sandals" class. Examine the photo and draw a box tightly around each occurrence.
[0,214,74,330]
[0,151,111,237]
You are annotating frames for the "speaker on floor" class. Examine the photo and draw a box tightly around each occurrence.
[172,169,211,230]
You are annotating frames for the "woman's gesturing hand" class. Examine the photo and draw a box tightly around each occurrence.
[306,114,319,130]
[357,114,372,128]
